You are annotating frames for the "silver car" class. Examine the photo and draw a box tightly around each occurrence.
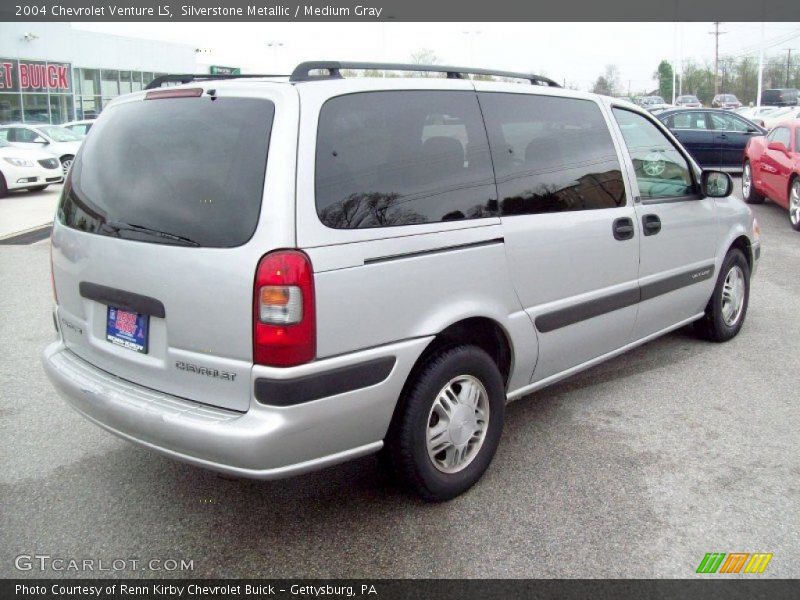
[42,62,760,501]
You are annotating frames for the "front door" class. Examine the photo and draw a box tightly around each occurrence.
[610,108,718,339]
[708,111,760,169]
[477,88,640,383]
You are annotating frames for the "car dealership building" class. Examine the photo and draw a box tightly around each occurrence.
[0,23,199,124]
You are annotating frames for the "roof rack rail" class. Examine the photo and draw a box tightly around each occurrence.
[144,73,288,90]
[289,61,560,87]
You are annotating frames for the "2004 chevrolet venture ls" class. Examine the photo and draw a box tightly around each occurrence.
[43,62,760,501]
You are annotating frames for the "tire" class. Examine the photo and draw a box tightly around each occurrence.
[789,177,800,232]
[27,185,48,192]
[385,345,505,502]
[0,173,7,198]
[742,160,764,204]
[60,155,74,176]
[695,249,750,343]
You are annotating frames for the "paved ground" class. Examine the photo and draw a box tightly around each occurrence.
[1,179,798,578]
[0,184,61,239]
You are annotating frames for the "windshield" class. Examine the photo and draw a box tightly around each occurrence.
[37,125,84,142]
[59,96,275,248]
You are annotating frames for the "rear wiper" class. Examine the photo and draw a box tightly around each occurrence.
[103,221,201,247]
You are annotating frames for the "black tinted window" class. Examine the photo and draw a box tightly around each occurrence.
[59,97,274,248]
[315,91,497,229]
[479,93,626,215]
[769,127,791,147]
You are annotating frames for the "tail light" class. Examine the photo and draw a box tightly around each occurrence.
[253,250,316,367]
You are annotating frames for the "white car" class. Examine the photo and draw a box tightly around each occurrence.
[62,119,96,136]
[0,123,83,176]
[761,106,800,130]
[0,139,63,197]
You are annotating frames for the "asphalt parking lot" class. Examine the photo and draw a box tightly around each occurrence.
[1,177,798,579]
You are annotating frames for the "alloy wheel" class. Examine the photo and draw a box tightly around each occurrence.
[721,265,746,327]
[426,375,490,474]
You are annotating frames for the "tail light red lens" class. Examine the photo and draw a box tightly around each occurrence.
[253,250,316,367]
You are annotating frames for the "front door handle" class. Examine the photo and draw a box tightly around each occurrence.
[612,217,635,241]
[642,214,661,236]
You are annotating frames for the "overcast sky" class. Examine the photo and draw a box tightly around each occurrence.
[74,22,800,93]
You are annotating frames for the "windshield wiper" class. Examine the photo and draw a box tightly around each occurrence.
[103,221,201,247]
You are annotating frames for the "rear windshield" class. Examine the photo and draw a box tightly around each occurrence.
[59,96,274,247]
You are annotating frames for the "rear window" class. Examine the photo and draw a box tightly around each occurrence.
[59,96,274,247]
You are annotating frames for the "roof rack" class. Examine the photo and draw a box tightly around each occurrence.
[145,73,288,90]
[289,61,560,87]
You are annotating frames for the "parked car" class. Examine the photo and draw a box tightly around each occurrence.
[42,62,759,501]
[743,120,800,231]
[0,139,62,197]
[676,95,702,108]
[638,95,672,112]
[734,105,780,127]
[760,88,799,107]
[0,123,83,176]
[712,94,742,110]
[62,119,96,136]
[761,106,800,130]
[657,108,766,169]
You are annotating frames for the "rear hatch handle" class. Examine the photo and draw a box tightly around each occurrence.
[79,282,166,318]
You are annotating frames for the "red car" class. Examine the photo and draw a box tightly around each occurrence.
[742,119,800,231]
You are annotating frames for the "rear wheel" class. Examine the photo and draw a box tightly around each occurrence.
[789,177,800,232]
[0,173,7,198]
[385,345,505,502]
[742,161,764,204]
[60,155,74,176]
[696,249,750,342]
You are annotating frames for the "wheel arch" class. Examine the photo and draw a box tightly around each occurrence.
[385,316,516,442]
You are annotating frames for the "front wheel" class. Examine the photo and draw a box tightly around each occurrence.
[789,177,800,232]
[742,161,764,204]
[696,249,750,342]
[385,345,505,502]
[60,155,74,176]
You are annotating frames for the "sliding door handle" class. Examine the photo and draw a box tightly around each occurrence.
[612,217,635,241]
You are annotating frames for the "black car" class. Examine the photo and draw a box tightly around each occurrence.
[760,88,799,107]
[656,108,766,169]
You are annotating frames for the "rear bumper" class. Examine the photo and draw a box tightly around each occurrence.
[42,337,431,479]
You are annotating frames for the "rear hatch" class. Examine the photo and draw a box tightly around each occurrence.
[51,84,294,412]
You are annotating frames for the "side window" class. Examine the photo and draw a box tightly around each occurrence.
[479,93,626,216]
[0,129,8,141]
[671,112,708,130]
[768,127,791,147]
[612,108,694,200]
[709,113,749,132]
[14,127,38,142]
[314,91,497,229]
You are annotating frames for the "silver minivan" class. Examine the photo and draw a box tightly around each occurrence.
[43,62,760,501]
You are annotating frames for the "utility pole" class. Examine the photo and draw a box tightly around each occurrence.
[709,22,727,96]
[787,49,793,87]
[757,22,764,107]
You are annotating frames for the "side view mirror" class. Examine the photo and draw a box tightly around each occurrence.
[746,127,759,133]
[701,170,733,198]
[767,141,788,154]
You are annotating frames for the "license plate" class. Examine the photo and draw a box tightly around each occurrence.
[106,306,149,354]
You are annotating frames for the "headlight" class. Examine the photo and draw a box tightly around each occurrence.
[3,157,35,167]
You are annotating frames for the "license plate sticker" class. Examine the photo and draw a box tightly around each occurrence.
[106,306,149,354]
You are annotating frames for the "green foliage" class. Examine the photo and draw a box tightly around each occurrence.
[654,60,674,101]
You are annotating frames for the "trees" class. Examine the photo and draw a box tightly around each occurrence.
[654,60,673,101]
[591,65,621,97]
